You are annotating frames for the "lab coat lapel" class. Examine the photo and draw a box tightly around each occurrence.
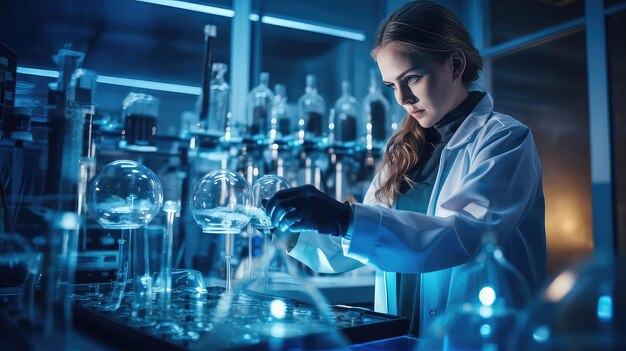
[427,93,494,216]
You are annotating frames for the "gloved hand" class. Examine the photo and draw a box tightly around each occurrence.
[265,184,352,237]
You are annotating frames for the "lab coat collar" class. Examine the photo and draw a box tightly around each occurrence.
[445,92,494,150]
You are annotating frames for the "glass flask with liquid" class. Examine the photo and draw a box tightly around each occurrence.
[86,160,163,311]
[246,72,274,138]
[362,68,390,146]
[271,84,291,139]
[207,63,230,136]
[190,169,252,291]
[333,81,360,144]
[121,92,160,149]
[298,74,326,140]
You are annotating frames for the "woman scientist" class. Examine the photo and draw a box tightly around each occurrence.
[266,0,546,336]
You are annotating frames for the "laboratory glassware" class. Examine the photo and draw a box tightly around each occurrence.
[298,74,326,140]
[250,175,291,278]
[86,160,163,311]
[513,257,626,351]
[418,229,531,351]
[38,212,80,349]
[149,202,185,335]
[333,81,360,144]
[246,72,274,138]
[121,92,160,150]
[362,68,390,146]
[271,84,291,139]
[198,24,217,129]
[190,169,252,291]
[206,63,230,136]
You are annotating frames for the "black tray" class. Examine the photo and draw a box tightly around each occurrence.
[74,287,408,351]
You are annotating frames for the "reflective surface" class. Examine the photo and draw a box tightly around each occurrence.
[418,238,530,351]
[76,240,353,350]
[86,160,164,229]
[250,175,291,230]
[514,258,626,351]
[190,169,252,234]
[492,30,592,274]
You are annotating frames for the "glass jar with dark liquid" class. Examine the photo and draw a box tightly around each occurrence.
[298,74,326,140]
[121,93,160,148]
[246,72,273,138]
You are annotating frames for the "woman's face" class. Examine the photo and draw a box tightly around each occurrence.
[376,43,462,128]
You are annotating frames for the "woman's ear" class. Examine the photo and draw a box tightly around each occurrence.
[450,51,466,82]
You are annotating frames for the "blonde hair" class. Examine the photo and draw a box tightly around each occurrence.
[372,1,483,205]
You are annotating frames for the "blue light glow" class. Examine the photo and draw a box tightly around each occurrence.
[270,299,287,319]
[135,0,366,41]
[96,75,202,95]
[261,16,366,41]
[17,66,202,95]
[135,0,234,17]
[479,323,492,337]
[16,67,59,78]
[479,286,496,306]
[532,326,550,343]
[597,295,613,321]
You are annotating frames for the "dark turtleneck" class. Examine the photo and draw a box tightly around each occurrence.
[394,90,485,337]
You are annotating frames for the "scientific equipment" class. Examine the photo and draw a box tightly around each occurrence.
[246,72,274,138]
[271,84,291,139]
[297,139,328,190]
[238,137,267,185]
[49,47,85,106]
[2,106,33,142]
[190,169,252,290]
[66,68,97,105]
[298,74,326,140]
[250,175,291,278]
[198,24,217,129]
[363,68,390,146]
[0,42,17,125]
[120,92,160,151]
[513,257,626,351]
[207,63,230,136]
[37,212,80,349]
[86,160,163,310]
[333,81,360,144]
[418,232,531,351]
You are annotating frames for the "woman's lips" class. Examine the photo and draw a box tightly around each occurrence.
[409,110,425,117]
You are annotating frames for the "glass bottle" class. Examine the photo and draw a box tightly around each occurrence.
[271,84,290,139]
[333,81,360,144]
[246,72,274,138]
[207,63,230,136]
[362,68,390,146]
[298,74,326,140]
[121,92,159,149]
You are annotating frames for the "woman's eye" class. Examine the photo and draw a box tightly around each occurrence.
[384,83,396,89]
[404,75,421,85]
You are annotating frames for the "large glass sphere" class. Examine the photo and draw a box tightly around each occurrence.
[191,169,252,234]
[87,160,163,229]
[250,175,291,229]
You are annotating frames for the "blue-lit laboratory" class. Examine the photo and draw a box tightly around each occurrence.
[1,0,626,350]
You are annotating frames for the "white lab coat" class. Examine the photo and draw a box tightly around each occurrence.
[287,93,547,335]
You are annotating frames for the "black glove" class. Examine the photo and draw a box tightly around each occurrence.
[265,184,352,237]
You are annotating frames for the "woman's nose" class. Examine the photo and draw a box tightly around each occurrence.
[397,85,416,105]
